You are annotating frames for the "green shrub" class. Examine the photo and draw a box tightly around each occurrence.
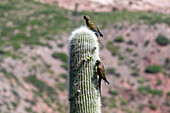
[131,71,139,77]
[114,36,124,42]
[61,63,68,70]
[0,69,19,83]
[0,50,21,59]
[133,53,138,57]
[25,75,46,92]
[137,79,144,84]
[57,82,67,91]
[0,4,15,11]
[25,99,36,105]
[164,58,170,70]
[149,104,157,110]
[52,52,68,63]
[24,75,57,97]
[115,73,121,77]
[156,79,162,85]
[137,86,163,96]
[108,90,119,96]
[47,69,54,74]
[106,41,119,55]
[138,104,146,110]
[43,99,52,107]
[11,101,18,108]
[119,55,125,60]
[144,40,150,47]
[165,92,170,106]
[12,42,21,49]
[131,68,139,77]
[57,43,64,48]
[145,64,162,74]
[25,107,32,112]
[150,89,163,96]
[164,101,170,107]
[106,67,115,75]
[109,98,117,108]
[30,20,43,26]
[162,71,167,75]
[155,34,169,46]
[0,49,5,54]
[126,47,133,53]
[167,92,170,97]
[60,74,67,79]
[120,99,128,106]
[126,40,134,45]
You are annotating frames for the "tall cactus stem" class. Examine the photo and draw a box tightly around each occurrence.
[68,26,101,113]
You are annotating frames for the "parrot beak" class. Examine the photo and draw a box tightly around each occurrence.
[83,16,86,19]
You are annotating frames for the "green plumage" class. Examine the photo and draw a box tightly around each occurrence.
[83,15,104,47]
[95,60,109,95]
[83,15,103,37]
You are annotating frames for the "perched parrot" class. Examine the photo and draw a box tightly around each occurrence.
[95,60,109,94]
[83,15,104,47]
[83,15,103,37]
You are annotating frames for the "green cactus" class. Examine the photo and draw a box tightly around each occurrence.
[68,26,101,113]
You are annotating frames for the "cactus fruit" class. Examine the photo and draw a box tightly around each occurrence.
[68,26,101,113]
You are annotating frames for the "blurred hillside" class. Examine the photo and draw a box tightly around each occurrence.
[0,0,170,113]
[36,0,170,13]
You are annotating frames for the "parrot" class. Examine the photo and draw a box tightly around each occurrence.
[95,60,109,95]
[83,15,104,47]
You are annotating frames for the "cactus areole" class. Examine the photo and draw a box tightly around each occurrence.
[68,26,101,113]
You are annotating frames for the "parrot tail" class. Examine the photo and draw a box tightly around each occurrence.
[95,31,103,38]
[104,79,110,84]
[95,34,104,48]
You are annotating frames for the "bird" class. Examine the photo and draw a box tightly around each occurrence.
[83,15,104,47]
[95,60,109,94]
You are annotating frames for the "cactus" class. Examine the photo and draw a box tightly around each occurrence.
[68,26,101,113]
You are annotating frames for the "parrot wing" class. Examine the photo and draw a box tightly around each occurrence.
[87,19,103,37]
[89,21,96,30]
[99,63,105,76]
[99,64,110,84]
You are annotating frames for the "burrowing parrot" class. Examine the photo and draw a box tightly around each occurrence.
[95,60,109,94]
[83,15,104,47]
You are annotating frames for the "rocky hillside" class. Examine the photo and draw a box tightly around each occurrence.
[36,0,170,13]
[0,0,170,113]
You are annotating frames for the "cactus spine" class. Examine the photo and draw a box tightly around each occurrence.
[68,26,101,113]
